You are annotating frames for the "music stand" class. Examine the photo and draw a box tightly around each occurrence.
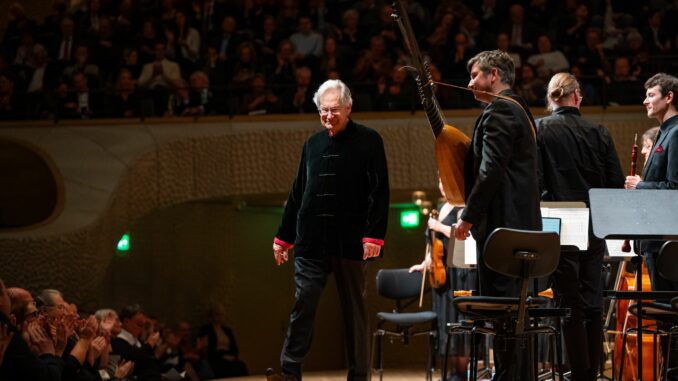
[590,189,678,381]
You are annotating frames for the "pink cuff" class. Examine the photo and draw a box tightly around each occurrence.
[362,237,384,246]
[274,237,294,249]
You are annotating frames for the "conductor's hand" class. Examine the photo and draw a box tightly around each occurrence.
[625,175,641,189]
[273,243,289,266]
[454,219,473,240]
[363,242,381,260]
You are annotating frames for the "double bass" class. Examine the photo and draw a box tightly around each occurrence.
[613,261,660,381]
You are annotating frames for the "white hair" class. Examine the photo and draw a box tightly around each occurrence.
[313,79,353,109]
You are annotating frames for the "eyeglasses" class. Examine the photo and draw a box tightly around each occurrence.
[318,106,344,116]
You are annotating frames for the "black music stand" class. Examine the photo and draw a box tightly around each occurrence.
[590,189,678,381]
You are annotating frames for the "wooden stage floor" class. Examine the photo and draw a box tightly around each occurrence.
[225,369,439,381]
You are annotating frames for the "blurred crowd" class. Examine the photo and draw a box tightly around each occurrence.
[1,0,678,121]
[0,278,248,381]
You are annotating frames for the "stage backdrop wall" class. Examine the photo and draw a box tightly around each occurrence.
[0,107,653,373]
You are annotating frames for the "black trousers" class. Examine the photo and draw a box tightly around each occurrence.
[552,235,605,381]
[281,256,369,381]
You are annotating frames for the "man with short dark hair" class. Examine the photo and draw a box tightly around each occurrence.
[111,304,162,381]
[625,72,678,291]
[454,50,542,380]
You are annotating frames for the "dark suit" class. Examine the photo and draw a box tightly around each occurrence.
[462,89,542,296]
[461,89,541,381]
[111,335,161,381]
[275,119,389,381]
[536,106,624,381]
[638,114,678,291]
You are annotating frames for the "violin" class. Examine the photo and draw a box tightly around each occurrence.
[428,210,447,289]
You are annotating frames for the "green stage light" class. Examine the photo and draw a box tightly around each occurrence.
[116,233,131,252]
[400,209,420,228]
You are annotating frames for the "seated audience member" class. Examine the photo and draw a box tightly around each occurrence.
[374,65,415,111]
[281,66,315,113]
[189,70,213,115]
[0,72,26,120]
[527,34,570,80]
[69,70,102,119]
[138,41,181,116]
[352,35,394,83]
[606,56,643,105]
[26,45,61,94]
[138,41,182,90]
[167,10,201,76]
[7,287,38,325]
[50,16,79,68]
[496,31,522,71]
[230,42,260,92]
[13,32,41,68]
[120,48,142,81]
[63,44,101,88]
[138,20,161,65]
[289,15,323,69]
[90,17,120,84]
[268,39,297,86]
[515,63,546,107]
[241,73,280,115]
[198,304,247,378]
[36,288,103,380]
[166,78,193,116]
[51,80,79,120]
[165,75,212,117]
[108,68,141,118]
[0,278,65,380]
[111,304,161,381]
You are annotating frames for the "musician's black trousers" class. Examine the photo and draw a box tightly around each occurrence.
[552,236,606,381]
[280,256,369,381]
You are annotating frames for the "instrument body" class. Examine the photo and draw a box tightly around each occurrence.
[428,210,446,289]
[613,261,660,381]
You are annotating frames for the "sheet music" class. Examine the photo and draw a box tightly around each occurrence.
[606,239,634,257]
[541,207,589,250]
[464,235,477,265]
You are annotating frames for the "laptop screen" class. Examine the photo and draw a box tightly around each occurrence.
[542,217,562,235]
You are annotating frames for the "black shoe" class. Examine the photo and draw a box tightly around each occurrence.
[266,368,299,381]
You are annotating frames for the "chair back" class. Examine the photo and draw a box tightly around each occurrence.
[483,228,560,279]
[375,268,422,300]
[657,241,678,282]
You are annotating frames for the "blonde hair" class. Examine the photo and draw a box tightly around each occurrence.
[546,72,580,111]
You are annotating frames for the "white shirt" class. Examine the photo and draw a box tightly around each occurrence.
[117,329,141,347]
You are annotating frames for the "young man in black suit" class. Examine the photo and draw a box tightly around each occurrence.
[625,73,678,291]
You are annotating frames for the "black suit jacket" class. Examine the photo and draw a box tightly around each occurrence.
[461,89,542,295]
[111,336,161,381]
[276,120,389,260]
[638,114,678,255]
